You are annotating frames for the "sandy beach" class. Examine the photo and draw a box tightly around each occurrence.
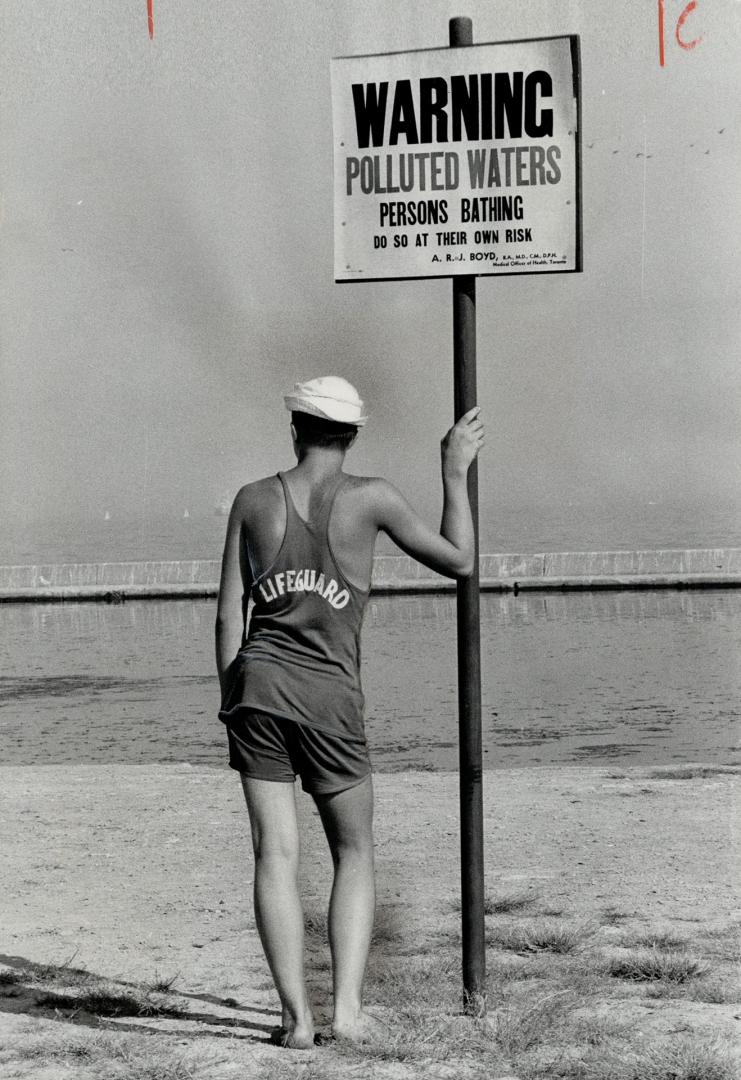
[1,763,738,1078]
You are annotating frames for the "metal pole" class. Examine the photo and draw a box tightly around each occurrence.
[450,14,486,1016]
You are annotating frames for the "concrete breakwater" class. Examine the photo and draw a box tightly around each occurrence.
[1,549,740,602]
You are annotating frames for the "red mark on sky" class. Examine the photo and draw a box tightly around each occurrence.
[658,0,703,66]
[147,0,154,40]
[658,0,665,66]
[675,1,702,49]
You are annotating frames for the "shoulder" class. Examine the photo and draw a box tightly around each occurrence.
[338,474,406,519]
[229,476,283,520]
[340,473,396,496]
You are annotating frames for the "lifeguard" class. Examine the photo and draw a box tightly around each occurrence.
[215,375,484,1048]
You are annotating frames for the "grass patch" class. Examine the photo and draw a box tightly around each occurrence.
[685,978,740,1004]
[451,889,539,916]
[34,987,183,1018]
[365,951,460,1008]
[532,1037,738,1080]
[700,924,741,961]
[487,920,589,955]
[331,987,584,1071]
[644,972,739,1004]
[629,930,690,951]
[146,972,179,994]
[331,1007,483,1065]
[1,957,186,1021]
[612,1036,738,1080]
[370,904,406,947]
[487,989,579,1056]
[570,1012,631,1048]
[487,952,550,983]
[304,910,327,940]
[103,1043,239,1080]
[607,948,707,984]
[647,765,741,780]
[22,954,99,987]
[485,891,539,915]
[600,908,632,926]
[2,1027,241,1080]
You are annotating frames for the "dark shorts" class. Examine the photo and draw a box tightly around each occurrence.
[226,710,371,796]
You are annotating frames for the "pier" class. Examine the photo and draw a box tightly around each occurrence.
[1,549,739,602]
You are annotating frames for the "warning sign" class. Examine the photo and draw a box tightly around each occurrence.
[332,36,581,281]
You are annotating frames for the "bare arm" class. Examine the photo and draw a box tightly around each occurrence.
[215,492,251,698]
[376,407,484,578]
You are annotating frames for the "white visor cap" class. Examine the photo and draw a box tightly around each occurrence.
[284,376,368,427]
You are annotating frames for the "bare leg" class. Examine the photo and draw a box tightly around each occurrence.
[313,775,377,1041]
[241,776,314,1049]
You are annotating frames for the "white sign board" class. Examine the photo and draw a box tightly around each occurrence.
[332,36,581,282]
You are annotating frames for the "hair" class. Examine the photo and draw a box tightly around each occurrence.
[291,411,358,450]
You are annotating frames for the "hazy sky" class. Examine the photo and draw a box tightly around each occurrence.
[1,1,739,544]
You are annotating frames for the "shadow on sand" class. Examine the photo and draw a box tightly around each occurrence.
[0,953,276,1044]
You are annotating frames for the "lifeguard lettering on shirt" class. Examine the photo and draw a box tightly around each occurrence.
[258,569,350,610]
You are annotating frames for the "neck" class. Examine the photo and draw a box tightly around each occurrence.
[294,445,345,477]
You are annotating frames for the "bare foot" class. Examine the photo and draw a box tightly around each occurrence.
[269,1023,315,1050]
[332,1009,388,1045]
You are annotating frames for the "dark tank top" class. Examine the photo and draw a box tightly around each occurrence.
[219,471,370,742]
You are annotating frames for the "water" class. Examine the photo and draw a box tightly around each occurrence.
[1,591,738,770]
[1,493,740,566]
